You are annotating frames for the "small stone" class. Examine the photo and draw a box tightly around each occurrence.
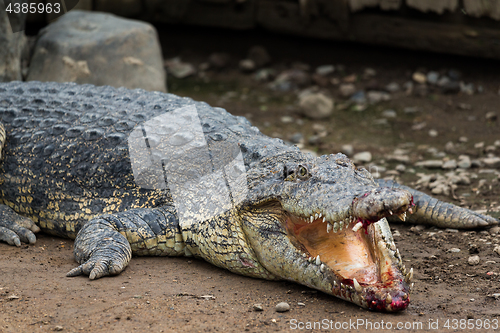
[353,151,372,163]
[415,160,443,168]
[253,303,264,311]
[364,67,376,77]
[468,255,480,266]
[395,164,406,172]
[444,141,455,153]
[350,91,366,104]
[483,157,500,168]
[367,91,391,103]
[339,83,356,97]
[341,144,354,156]
[486,112,498,121]
[428,129,438,137]
[426,71,439,85]
[297,302,306,307]
[281,116,294,123]
[315,65,335,76]
[385,82,400,93]
[486,145,496,153]
[239,59,256,72]
[164,57,196,79]
[493,245,500,255]
[449,248,461,253]
[298,93,334,120]
[459,136,468,143]
[54,326,64,331]
[495,140,500,147]
[489,226,500,234]
[254,68,276,82]
[457,155,471,169]
[381,109,397,118]
[412,122,427,131]
[442,159,457,169]
[460,82,475,95]
[275,302,290,312]
[412,72,426,84]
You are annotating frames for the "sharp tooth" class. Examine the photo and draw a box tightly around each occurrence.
[318,213,322,218]
[352,221,363,232]
[302,253,307,258]
[322,217,326,223]
[405,268,413,282]
[389,210,393,215]
[386,294,392,305]
[315,255,321,265]
[353,278,362,293]
[327,223,332,233]
[308,257,313,263]
[411,282,414,290]
[310,216,314,223]
[314,213,318,219]
[408,207,413,214]
[339,221,344,230]
[320,264,326,272]
[398,212,406,221]
[333,222,339,233]
[333,281,338,287]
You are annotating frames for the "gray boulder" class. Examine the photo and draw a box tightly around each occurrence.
[0,9,26,81]
[27,10,166,92]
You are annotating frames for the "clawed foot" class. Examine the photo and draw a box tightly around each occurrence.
[66,250,129,279]
[0,204,40,246]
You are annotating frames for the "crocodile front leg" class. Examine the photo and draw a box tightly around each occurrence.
[0,204,40,246]
[376,179,499,228]
[67,206,185,279]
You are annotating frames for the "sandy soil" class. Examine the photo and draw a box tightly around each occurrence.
[1,26,500,332]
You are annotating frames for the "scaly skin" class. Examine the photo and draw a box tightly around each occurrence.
[0,81,497,312]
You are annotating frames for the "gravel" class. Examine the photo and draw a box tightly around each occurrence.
[275,302,290,312]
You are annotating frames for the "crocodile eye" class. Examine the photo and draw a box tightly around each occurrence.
[297,165,309,180]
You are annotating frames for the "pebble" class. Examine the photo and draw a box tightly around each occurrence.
[493,245,500,255]
[428,129,438,137]
[489,226,500,234]
[54,326,64,331]
[254,68,276,82]
[341,144,354,156]
[316,64,335,76]
[468,255,480,266]
[395,164,406,172]
[457,155,471,169]
[339,83,356,97]
[239,59,256,72]
[385,82,400,93]
[495,140,500,147]
[483,157,500,168]
[444,141,455,153]
[364,68,377,77]
[164,57,196,79]
[253,303,264,311]
[367,91,391,103]
[412,72,426,84]
[350,91,367,105]
[449,248,461,253]
[381,109,397,118]
[281,116,294,123]
[353,151,372,163]
[459,136,468,143]
[415,160,443,168]
[460,82,475,95]
[442,159,457,169]
[297,302,306,307]
[486,112,498,121]
[426,71,439,85]
[412,122,426,131]
[275,302,290,312]
[298,92,334,120]
[270,69,311,91]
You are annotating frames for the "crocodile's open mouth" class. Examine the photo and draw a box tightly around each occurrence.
[282,191,415,311]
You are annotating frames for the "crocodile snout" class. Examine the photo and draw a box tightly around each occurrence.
[352,188,414,225]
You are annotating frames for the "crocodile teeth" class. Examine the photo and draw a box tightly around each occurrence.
[326,223,332,233]
[320,264,326,272]
[389,210,393,215]
[333,222,339,233]
[352,221,363,232]
[315,255,321,265]
[322,217,326,223]
[353,278,362,293]
[339,221,344,230]
[386,294,392,305]
[408,207,413,214]
[310,216,314,223]
[302,253,307,258]
[308,257,313,263]
[318,213,322,218]
[405,268,413,283]
[314,213,318,219]
[398,212,407,221]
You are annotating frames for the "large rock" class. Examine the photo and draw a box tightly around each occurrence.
[27,10,166,92]
[0,8,26,81]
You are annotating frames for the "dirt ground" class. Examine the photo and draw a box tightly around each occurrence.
[2,26,500,332]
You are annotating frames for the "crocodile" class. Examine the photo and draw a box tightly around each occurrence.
[0,81,497,312]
